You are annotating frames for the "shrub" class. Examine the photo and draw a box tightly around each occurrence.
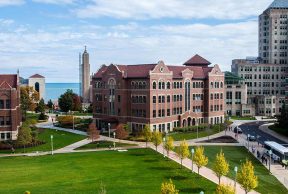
[115,124,128,139]
[24,191,31,194]
[38,113,47,121]
[57,116,81,127]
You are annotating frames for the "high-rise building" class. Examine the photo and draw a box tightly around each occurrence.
[259,0,288,64]
[92,55,225,132]
[79,46,91,103]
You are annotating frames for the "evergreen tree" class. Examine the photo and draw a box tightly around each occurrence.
[58,89,74,113]
[278,103,288,128]
[35,98,46,114]
[238,159,258,194]
[47,99,53,109]
[213,150,229,184]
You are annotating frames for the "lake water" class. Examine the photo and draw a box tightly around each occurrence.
[45,83,80,101]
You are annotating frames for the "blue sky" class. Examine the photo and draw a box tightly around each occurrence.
[0,0,273,82]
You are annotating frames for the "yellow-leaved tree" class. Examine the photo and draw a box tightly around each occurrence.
[161,179,179,194]
[176,140,190,168]
[143,124,152,148]
[164,136,174,157]
[237,159,258,194]
[213,150,229,184]
[152,131,162,151]
[215,184,235,194]
[193,146,208,174]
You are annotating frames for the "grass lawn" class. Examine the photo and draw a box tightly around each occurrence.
[0,129,86,154]
[76,140,137,150]
[269,125,288,137]
[168,128,222,141]
[230,116,256,120]
[0,149,216,194]
[194,146,287,194]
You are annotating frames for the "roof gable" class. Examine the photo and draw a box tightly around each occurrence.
[0,74,17,88]
[268,0,288,9]
[184,54,211,66]
[0,81,12,89]
[29,74,45,78]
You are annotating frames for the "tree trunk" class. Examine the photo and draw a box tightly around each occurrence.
[219,177,221,184]
[181,159,183,168]
[156,145,157,151]
[146,141,147,148]
[198,167,200,174]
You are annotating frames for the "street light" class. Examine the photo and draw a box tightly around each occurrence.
[113,132,116,150]
[108,123,111,138]
[234,166,238,192]
[247,134,250,152]
[50,135,54,155]
[269,150,272,172]
[199,191,204,194]
[196,117,199,139]
[72,115,75,130]
[163,137,166,157]
[191,148,195,172]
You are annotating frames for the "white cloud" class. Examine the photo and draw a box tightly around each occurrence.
[0,0,24,7]
[32,0,76,5]
[0,19,14,25]
[74,0,272,20]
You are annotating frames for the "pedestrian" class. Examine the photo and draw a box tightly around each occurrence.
[265,157,268,166]
[261,155,264,163]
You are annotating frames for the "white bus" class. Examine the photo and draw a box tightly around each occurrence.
[264,141,288,161]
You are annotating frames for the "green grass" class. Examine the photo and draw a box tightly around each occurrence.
[168,128,222,141]
[269,125,288,137]
[0,149,216,194]
[194,146,287,194]
[230,116,256,120]
[76,140,137,150]
[0,129,86,154]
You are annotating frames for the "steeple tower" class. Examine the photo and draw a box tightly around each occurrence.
[80,46,91,103]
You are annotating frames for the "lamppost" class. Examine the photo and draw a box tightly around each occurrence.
[113,132,116,150]
[269,150,272,172]
[163,137,166,157]
[199,191,204,194]
[247,134,250,152]
[50,135,54,155]
[191,148,195,172]
[234,166,238,192]
[72,115,75,130]
[108,123,111,138]
[196,117,199,139]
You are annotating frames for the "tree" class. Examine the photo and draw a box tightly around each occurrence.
[142,125,152,148]
[161,179,179,194]
[237,159,258,194]
[20,86,39,120]
[152,131,162,151]
[58,89,74,113]
[87,123,100,142]
[213,150,229,184]
[47,99,53,109]
[193,146,208,174]
[215,184,235,194]
[164,136,174,157]
[72,95,82,112]
[176,140,190,168]
[35,98,46,114]
[17,125,32,153]
[115,124,128,139]
[277,103,288,129]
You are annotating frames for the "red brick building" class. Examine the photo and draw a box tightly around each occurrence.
[92,55,225,132]
[0,74,21,141]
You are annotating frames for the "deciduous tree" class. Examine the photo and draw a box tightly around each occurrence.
[58,89,74,113]
[238,159,258,194]
[215,184,235,194]
[152,131,162,151]
[115,124,128,139]
[161,179,179,194]
[17,125,32,153]
[164,136,174,157]
[193,146,208,174]
[176,140,190,168]
[20,86,39,120]
[87,123,100,142]
[213,150,229,184]
[143,125,152,148]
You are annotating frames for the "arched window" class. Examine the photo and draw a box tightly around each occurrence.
[139,82,143,89]
[173,82,176,88]
[220,82,223,88]
[162,82,165,89]
[35,82,40,93]
[167,82,170,89]
[210,82,214,88]
[142,82,146,89]
[158,82,162,89]
[153,82,157,89]
[131,82,135,89]
[135,82,139,89]
[108,79,116,115]
[201,82,204,88]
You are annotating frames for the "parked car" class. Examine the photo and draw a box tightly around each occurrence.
[234,126,243,134]
[247,135,256,141]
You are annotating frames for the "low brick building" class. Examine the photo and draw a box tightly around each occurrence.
[0,74,21,141]
[92,55,225,132]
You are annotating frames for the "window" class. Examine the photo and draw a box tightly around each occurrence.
[153,110,156,118]
[153,96,156,103]
[0,133,4,140]
[167,95,170,103]
[0,100,3,109]
[118,95,121,103]
[5,117,10,125]
[166,82,170,89]
[185,81,191,111]
[0,117,4,125]
[6,133,11,139]
[153,82,156,89]
[167,109,170,116]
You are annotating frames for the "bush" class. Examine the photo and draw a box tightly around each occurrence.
[173,124,208,133]
[38,113,47,121]
[57,116,81,127]
[24,191,31,194]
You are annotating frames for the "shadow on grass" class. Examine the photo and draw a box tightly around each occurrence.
[150,166,172,171]
[167,175,188,180]
[143,159,158,163]
[179,187,203,193]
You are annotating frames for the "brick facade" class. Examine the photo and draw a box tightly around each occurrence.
[92,55,225,132]
[0,74,21,141]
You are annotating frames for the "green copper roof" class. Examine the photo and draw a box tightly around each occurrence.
[225,71,244,85]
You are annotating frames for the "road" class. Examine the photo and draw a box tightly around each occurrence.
[239,121,288,146]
